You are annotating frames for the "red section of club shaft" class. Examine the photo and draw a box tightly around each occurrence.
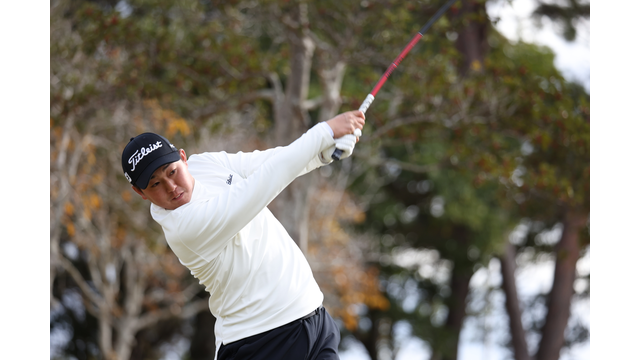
[370,33,424,96]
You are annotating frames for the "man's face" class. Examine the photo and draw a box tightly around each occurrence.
[133,149,194,210]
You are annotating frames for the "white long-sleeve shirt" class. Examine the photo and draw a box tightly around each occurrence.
[149,123,335,354]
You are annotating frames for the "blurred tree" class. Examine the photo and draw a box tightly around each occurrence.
[51,0,389,358]
[483,2,590,359]
[49,0,235,357]
[435,2,589,359]
[533,0,590,41]
[337,1,589,359]
[51,0,589,359]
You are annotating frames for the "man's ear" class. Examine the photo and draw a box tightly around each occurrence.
[132,185,148,200]
[179,149,188,163]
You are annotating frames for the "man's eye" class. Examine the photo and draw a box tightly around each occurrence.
[170,169,176,175]
[151,182,159,188]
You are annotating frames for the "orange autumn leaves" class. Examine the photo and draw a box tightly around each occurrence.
[142,99,191,138]
[307,185,389,331]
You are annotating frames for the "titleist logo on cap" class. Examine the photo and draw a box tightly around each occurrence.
[128,141,163,171]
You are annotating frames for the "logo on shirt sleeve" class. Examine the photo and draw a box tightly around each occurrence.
[226,174,233,185]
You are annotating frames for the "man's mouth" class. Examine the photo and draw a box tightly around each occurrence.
[173,192,184,201]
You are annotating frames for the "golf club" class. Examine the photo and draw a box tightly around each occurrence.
[332,0,459,161]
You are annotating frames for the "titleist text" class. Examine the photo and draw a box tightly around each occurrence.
[129,141,163,171]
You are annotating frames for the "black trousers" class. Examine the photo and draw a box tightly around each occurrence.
[217,307,340,360]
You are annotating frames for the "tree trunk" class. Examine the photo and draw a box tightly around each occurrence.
[453,0,489,75]
[268,2,316,252]
[354,309,381,360]
[500,243,532,360]
[430,267,473,360]
[443,270,473,360]
[317,60,346,122]
[427,3,490,359]
[535,211,588,360]
[267,3,347,254]
[189,311,217,360]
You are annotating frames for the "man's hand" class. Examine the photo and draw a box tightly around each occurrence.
[326,110,365,139]
[320,133,358,163]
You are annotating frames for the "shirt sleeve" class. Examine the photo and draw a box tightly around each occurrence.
[203,122,334,178]
[162,123,335,262]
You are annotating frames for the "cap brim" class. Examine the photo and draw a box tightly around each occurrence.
[135,151,182,189]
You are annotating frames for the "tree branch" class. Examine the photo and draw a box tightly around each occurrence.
[363,113,441,142]
[134,299,211,332]
[500,243,532,360]
[58,255,105,314]
[191,88,275,120]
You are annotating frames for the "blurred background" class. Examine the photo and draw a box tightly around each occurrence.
[49,0,590,359]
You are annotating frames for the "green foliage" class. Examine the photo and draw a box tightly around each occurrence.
[51,0,589,358]
[533,0,590,41]
[346,5,588,355]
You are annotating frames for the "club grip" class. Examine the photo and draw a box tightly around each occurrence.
[358,94,375,114]
[331,148,344,161]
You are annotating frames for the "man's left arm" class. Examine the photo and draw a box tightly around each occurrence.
[207,122,336,179]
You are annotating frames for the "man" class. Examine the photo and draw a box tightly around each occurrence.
[121,110,365,359]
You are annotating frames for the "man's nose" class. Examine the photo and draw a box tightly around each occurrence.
[165,180,177,193]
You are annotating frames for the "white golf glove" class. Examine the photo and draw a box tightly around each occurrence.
[319,129,361,163]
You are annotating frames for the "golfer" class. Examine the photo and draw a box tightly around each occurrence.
[121,110,365,359]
